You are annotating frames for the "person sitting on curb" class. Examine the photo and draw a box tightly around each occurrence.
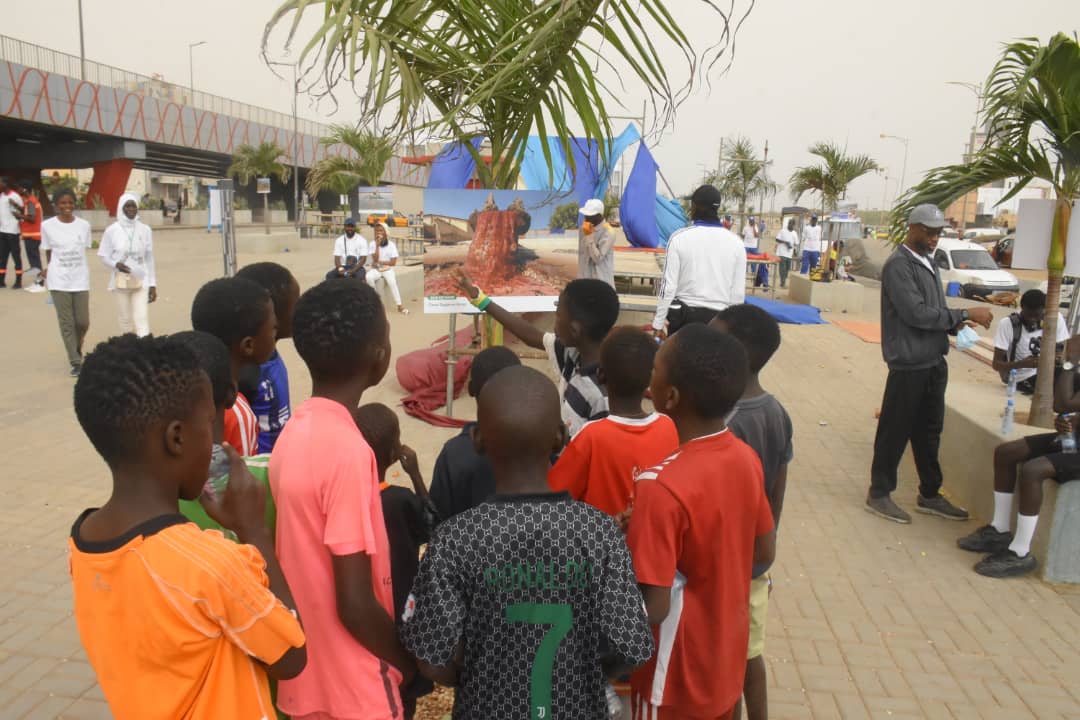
[991,289,1068,396]
[958,334,1080,578]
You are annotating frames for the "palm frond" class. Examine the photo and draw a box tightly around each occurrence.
[264,0,753,188]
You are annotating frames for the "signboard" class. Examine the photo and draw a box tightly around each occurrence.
[256,177,271,194]
[422,189,575,314]
[1012,199,1080,274]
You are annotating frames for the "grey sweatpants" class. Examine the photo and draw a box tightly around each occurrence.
[51,290,90,367]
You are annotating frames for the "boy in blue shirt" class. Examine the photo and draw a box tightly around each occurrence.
[236,262,301,453]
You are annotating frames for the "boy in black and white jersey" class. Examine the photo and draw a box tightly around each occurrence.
[401,366,653,719]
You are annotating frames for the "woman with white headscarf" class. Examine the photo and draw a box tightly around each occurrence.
[366,221,409,314]
[98,192,157,336]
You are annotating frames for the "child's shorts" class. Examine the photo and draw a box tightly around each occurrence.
[747,574,771,660]
[630,694,734,720]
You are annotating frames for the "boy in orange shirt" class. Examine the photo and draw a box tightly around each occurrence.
[69,334,306,719]
[549,326,678,517]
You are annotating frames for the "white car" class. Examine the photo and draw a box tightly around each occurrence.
[932,238,1019,298]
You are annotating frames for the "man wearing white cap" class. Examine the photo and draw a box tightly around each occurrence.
[578,198,615,288]
[867,204,993,523]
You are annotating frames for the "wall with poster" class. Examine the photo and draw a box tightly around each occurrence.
[422,189,577,314]
[1012,199,1080,274]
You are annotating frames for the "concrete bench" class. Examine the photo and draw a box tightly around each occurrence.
[789,273,864,313]
[940,377,1080,583]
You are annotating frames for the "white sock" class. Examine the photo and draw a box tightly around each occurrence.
[1008,514,1039,557]
[991,492,1014,533]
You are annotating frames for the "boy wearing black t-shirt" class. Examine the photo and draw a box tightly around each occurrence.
[353,403,439,719]
[402,366,654,719]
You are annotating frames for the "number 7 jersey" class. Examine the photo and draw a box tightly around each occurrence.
[401,492,655,719]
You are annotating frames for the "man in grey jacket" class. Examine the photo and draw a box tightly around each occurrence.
[867,204,993,523]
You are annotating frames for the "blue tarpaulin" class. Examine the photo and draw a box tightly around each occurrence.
[745,296,827,324]
[427,137,484,189]
[519,124,641,204]
[621,143,688,249]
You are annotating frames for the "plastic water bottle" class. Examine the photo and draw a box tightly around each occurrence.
[604,684,622,719]
[1001,398,1015,436]
[1006,369,1017,398]
[1061,415,1077,454]
[45,293,53,306]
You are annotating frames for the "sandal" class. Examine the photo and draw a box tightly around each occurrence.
[399,307,411,315]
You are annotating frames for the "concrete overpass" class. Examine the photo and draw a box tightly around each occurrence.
[0,34,425,216]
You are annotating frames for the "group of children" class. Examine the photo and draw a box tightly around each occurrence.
[68,264,796,720]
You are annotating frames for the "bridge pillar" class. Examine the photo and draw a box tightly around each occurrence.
[86,159,134,214]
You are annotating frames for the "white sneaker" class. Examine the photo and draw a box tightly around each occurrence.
[24,283,46,293]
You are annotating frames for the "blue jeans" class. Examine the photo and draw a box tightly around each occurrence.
[801,250,821,274]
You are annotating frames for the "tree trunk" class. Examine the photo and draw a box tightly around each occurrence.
[263,193,270,236]
[1029,197,1072,427]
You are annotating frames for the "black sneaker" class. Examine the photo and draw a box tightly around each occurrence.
[916,494,970,520]
[974,549,1037,578]
[958,524,1012,553]
[865,493,912,524]
[70,364,81,377]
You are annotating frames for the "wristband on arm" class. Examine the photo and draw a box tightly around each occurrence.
[469,288,492,311]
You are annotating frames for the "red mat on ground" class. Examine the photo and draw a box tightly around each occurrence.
[396,328,474,428]
[833,320,882,344]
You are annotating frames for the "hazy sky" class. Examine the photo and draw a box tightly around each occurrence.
[6,1,1076,210]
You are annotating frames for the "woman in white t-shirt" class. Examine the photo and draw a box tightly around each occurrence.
[366,222,408,314]
[99,193,157,336]
[40,188,93,376]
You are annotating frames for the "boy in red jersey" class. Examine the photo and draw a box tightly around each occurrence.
[549,326,678,517]
[628,324,776,720]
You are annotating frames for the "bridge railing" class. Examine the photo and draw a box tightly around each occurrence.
[0,34,328,139]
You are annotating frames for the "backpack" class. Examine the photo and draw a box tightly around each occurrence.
[1000,313,1023,383]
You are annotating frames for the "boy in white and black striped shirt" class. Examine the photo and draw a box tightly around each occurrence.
[458,274,620,438]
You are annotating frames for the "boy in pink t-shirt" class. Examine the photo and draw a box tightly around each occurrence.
[270,281,414,720]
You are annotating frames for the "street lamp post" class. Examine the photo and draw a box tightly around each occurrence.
[188,41,207,97]
[77,0,86,80]
[947,81,984,232]
[268,60,302,231]
[879,133,909,203]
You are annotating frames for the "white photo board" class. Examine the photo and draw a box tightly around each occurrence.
[1012,199,1080,275]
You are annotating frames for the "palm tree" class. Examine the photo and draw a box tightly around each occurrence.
[306,125,395,197]
[711,137,779,222]
[229,142,291,235]
[890,33,1080,427]
[264,0,753,189]
[789,142,881,213]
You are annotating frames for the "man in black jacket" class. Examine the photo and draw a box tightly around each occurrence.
[867,204,993,523]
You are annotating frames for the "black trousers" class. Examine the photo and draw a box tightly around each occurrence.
[870,359,948,499]
[667,303,720,334]
[23,237,41,271]
[0,232,22,283]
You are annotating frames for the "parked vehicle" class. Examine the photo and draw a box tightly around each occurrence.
[991,233,1014,267]
[962,227,1005,243]
[933,238,1019,298]
[366,210,409,227]
[1038,277,1076,310]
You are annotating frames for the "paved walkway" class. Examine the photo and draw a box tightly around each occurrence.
[0,230,1077,718]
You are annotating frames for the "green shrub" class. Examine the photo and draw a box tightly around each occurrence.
[550,201,580,230]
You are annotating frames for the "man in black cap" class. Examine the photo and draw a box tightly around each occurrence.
[652,185,747,337]
[867,204,993,523]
